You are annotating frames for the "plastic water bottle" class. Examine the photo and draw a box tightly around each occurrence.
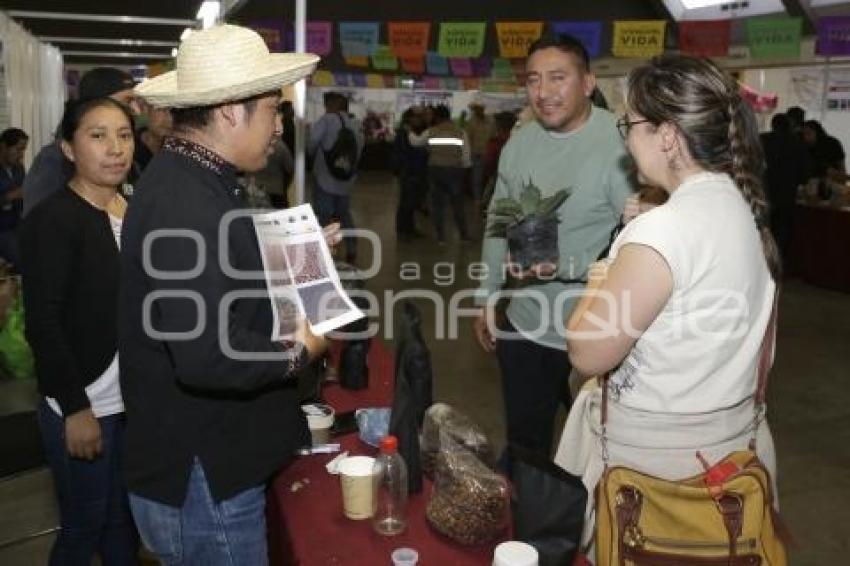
[372,435,408,535]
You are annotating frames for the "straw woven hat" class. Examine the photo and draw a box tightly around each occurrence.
[135,24,319,108]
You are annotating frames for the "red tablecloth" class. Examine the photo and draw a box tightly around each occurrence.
[788,204,850,293]
[267,339,504,565]
[268,434,503,565]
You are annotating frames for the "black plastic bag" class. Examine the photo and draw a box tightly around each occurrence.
[394,302,433,428]
[336,261,371,390]
[508,444,587,566]
[389,369,423,493]
[506,214,559,271]
[339,339,370,390]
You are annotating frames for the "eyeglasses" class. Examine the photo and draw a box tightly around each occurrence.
[616,116,651,140]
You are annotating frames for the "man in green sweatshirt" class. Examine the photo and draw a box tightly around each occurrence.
[473,35,635,465]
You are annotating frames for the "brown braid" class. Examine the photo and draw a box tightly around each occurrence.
[626,55,781,281]
[727,95,782,280]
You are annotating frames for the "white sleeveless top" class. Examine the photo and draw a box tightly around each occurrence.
[607,172,775,413]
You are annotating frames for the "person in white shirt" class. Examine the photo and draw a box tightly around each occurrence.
[557,55,781,540]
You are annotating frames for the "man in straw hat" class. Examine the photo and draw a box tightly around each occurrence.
[119,24,337,563]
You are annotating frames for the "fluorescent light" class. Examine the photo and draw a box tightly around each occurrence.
[681,0,728,7]
[62,50,174,60]
[180,28,193,41]
[39,36,178,47]
[171,48,178,57]
[196,1,221,30]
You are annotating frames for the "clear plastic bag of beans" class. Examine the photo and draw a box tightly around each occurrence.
[425,432,509,545]
[420,403,494,478]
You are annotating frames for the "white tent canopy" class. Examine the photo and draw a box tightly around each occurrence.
[0,11,64,168]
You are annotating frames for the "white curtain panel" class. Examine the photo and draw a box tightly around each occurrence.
[0,12,65,169]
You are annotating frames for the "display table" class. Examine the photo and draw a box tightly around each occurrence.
[788,203,850,293]
[266,339,505,565]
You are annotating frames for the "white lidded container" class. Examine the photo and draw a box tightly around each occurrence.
[492,541,539,566]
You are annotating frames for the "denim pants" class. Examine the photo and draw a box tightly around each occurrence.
[428,166,469,242]
[312,185,356,260]
[129,459,267,566]
[37,402,139,565]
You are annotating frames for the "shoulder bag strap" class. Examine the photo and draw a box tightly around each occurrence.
[599,374,610,469]
[756,290,780,405]
[750,287,780,450]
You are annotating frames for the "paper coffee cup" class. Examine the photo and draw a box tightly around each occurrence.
[338,456,375,520]
[302,403,335,446]
[493,541,539,566]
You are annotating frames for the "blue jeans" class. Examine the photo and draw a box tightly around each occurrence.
[313,185,356,260]
[37,402,139,565]
[429,166,469,242]
[129,459,268,566]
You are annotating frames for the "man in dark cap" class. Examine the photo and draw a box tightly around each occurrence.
[22,67,137,216]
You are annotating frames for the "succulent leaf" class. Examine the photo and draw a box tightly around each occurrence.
[520,182,542,216]
[486,219,513,237]
[537,190,570,216]
[491,198,523,218]
[487,180,572,239]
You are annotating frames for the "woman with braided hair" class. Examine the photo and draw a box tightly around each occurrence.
[555,54,780,543]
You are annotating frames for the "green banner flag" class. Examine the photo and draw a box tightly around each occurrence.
[438,22,487,58]
[371,45,399,71]
[746,17,802,59]
[491,58,514,80]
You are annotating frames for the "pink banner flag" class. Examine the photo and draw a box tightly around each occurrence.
[449,58,473,77]
[424,76,442,90]
[307,21,332,56]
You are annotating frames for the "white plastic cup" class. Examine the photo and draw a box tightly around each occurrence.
[301,403,334,446]
[492,541,539,566]
[338,456,375,520]
[391,547,419,566]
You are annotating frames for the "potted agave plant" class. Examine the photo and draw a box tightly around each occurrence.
[487,181,570,272]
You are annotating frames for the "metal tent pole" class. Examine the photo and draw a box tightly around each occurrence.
[294,0,307,204]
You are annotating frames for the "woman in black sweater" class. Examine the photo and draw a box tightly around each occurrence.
[20,98,139,564]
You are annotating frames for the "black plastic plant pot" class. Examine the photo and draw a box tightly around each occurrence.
[506,214,559,271]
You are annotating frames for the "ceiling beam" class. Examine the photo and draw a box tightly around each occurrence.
[61,50,174,60]
[40,37,179,48]
[779,0,816,34]
[8,11,195,27]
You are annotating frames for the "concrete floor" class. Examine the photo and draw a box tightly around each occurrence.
[1,171,848,564]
